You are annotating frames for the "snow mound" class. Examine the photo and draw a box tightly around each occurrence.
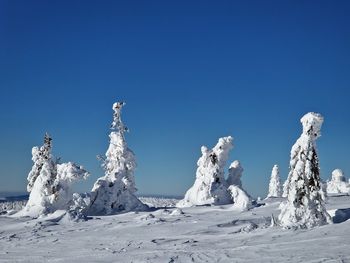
[170,208,184,216]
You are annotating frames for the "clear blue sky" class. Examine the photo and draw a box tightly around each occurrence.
[1,0,349,197]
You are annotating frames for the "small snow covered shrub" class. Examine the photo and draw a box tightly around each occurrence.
[326,169,350,194]
[88,101,147,215]
[20,133,89,218]
[177,136,233,207]
[267,165,282,198]
[279,112,331,229]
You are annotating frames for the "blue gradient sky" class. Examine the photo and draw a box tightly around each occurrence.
[1,1,349,197]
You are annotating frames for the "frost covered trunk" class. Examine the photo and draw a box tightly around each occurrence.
[279,112,331,229]
[88,102,146,215]
[267,165,282,198]
[177,136,233,207]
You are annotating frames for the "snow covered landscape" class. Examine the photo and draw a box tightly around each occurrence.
[1,104,350,262]
[1,195,350,262]
[2,2,350,261]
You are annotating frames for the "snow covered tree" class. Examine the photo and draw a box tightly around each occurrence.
[279,112,331,229]
[226,160,243,187]
[227,185,253,210]
[21,134,89,218]
[226,160,253,210]
[177,136,233,207]
[267,165,282,198]
[326,169,350,194]
[88,101,147,215]
[27,133,53,192]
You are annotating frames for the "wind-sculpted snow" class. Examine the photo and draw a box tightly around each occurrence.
[0,196,179,215]
[1,195,350,262]
[177,136,233,207]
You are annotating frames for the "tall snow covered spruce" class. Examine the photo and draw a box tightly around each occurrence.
[177,136,233,207]
[279,112,331,229]
[88,102,147,215]
[267,165,282,198]
[21,133,89,218]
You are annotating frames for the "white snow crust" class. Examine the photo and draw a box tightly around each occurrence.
[1,195,350,262]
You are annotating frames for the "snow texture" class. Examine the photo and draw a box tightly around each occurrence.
[138,197,179,208]
[279,112,331,229]
[327,169,350,194]
[177,136,233,207]
[1,195,350,262]
[19,134,89,218]
[267,165,282,198]
[0,200,26,215]
[226,160,243,187]
[88,102,147,215]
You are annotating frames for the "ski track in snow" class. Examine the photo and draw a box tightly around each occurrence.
[1,196,350,262]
